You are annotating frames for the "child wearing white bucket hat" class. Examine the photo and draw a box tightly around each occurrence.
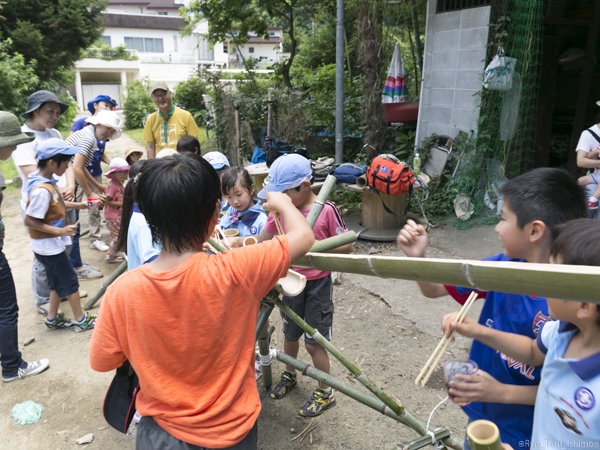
[103,157,129,263]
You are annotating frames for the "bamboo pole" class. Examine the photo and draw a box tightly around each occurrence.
[257,314,273,391]
[294,253,600,303]
[83,260,128,310]
[306,174,338,228]
[234,101,241,167]
[275,351,458,449]
[274,298,404,416]
[308,231,356,254]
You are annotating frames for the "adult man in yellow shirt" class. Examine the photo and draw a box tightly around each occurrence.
[143,81,200,159]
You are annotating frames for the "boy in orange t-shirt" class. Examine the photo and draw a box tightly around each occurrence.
[89,154,315,449]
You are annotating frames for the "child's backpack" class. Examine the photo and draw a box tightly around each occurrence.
[333,163,367,185]
[311,157,335,182]
[366,154,414,196]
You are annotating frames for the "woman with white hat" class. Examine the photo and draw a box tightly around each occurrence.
[575,103,600,212]
[65,110,123,276]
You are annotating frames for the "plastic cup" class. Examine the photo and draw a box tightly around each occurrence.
[87,198,101,214]
[222,229,239,238]
[243,236,257,246]
[444,358,478,406]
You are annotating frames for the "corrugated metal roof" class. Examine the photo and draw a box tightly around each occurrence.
[103,12,186,30]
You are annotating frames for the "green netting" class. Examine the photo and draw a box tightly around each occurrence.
[475,0,544,179]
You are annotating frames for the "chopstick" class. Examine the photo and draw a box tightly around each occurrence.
[262,182,284,235]
[415,291,478,387]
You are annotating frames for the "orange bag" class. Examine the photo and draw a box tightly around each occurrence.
[366,154,414,196]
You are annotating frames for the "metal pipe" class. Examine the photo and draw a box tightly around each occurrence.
[335,0,344,164]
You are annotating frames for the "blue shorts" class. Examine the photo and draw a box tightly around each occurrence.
[281,275,333,345]
[34,252,79,298]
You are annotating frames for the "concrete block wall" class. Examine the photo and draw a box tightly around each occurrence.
[417,1,491,144]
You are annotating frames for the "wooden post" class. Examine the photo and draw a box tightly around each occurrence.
[266,88,273,141]
[361,190,407,229]
[234,101,241,167]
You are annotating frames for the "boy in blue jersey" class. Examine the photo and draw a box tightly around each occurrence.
[397,168,587,450]
[444,218,600,449]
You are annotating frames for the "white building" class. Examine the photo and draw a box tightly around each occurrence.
[72,0,282,111]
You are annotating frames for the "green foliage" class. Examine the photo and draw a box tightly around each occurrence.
[85,44,139,61]
[0,39,39,115]
[123,78,156,130]
[0,0,106,82]
[54,94,79,131]
[173,72,209,117]
[329,188,362,216]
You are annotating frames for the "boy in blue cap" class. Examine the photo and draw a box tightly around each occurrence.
[256,154,354,417]
[24,138,97,332]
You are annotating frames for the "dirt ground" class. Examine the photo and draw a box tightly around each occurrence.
[1,134,502,450]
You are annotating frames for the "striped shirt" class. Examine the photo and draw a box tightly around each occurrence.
[66,124,97,167]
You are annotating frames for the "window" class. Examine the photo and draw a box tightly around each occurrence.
[157,11,168,15]
[124,37,164,53]
[269,32,275,37]
[249,47,255,53]
[223,43,228,53]
[101,36,111,46]
[436,0,490,13]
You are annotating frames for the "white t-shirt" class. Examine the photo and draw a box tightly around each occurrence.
[12,125,62,211]
[576,124,600,175]
[26,187,71,255]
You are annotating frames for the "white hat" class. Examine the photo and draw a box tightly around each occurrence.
[156,148,177,159]
[597,100,600,107]
[87,110,122,140]
[202,151,230,170]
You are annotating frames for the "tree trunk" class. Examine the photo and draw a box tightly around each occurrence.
[410,0,424,77]
[357,0,383,161]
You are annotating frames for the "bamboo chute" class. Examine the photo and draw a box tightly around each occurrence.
[295,253,600,303]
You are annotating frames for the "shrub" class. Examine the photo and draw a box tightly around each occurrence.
[173,71,208,119]
[123,78,155,130]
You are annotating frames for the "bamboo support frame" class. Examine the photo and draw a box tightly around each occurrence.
[275,351,460,450]
[83,260,128,310]
[294,253,600,303]
[308,231,357,253]
[306,174,338,227]
[274,298,404,416]
[256,312,273,391]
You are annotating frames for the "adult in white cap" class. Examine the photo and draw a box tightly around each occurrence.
[575,102,600,213]
[0,111,50,382]
[65,109,122,278]
[70,95,118,195]
[12,90,76,314]
[143,81,200,159]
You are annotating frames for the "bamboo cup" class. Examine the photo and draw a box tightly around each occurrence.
[222,228,239,237]
[466,420,502,450]
[243,236,257,246]
[276,269,306,297]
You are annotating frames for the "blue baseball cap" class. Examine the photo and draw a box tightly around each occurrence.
[202,151,230,170]
[36,138,81,160]
[87,95,118,114]
[257,154,313,199]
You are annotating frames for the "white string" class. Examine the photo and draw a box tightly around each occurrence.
[426,395,449,446]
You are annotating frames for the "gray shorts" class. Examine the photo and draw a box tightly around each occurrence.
[281,275,333,345]
[136,416,257,450]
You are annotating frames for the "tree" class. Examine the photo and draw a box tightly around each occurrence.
[0,0,106,82]
[184,0,316,90]
[0,39,39,115]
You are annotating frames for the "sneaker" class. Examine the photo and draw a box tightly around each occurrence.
[45,313,73,330]
[254,360,262,380]
[270,371,297,399]
[90,239,109,252]
[588,198,599,210]
[36,305,63,317]
[76,265,103,280]
[105,256,124,264]
[83,261,101,272]
[298,388,336,417]
[72,312,97,332]
[2,359,50,383]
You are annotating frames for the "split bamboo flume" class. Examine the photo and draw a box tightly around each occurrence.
[275,351,460,450]
[295,253,600,303]
[274,298,405,417]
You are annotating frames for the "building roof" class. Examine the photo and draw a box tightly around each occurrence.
[103,12,186,30]
[107,0,181,10]
[246,36,282,44]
